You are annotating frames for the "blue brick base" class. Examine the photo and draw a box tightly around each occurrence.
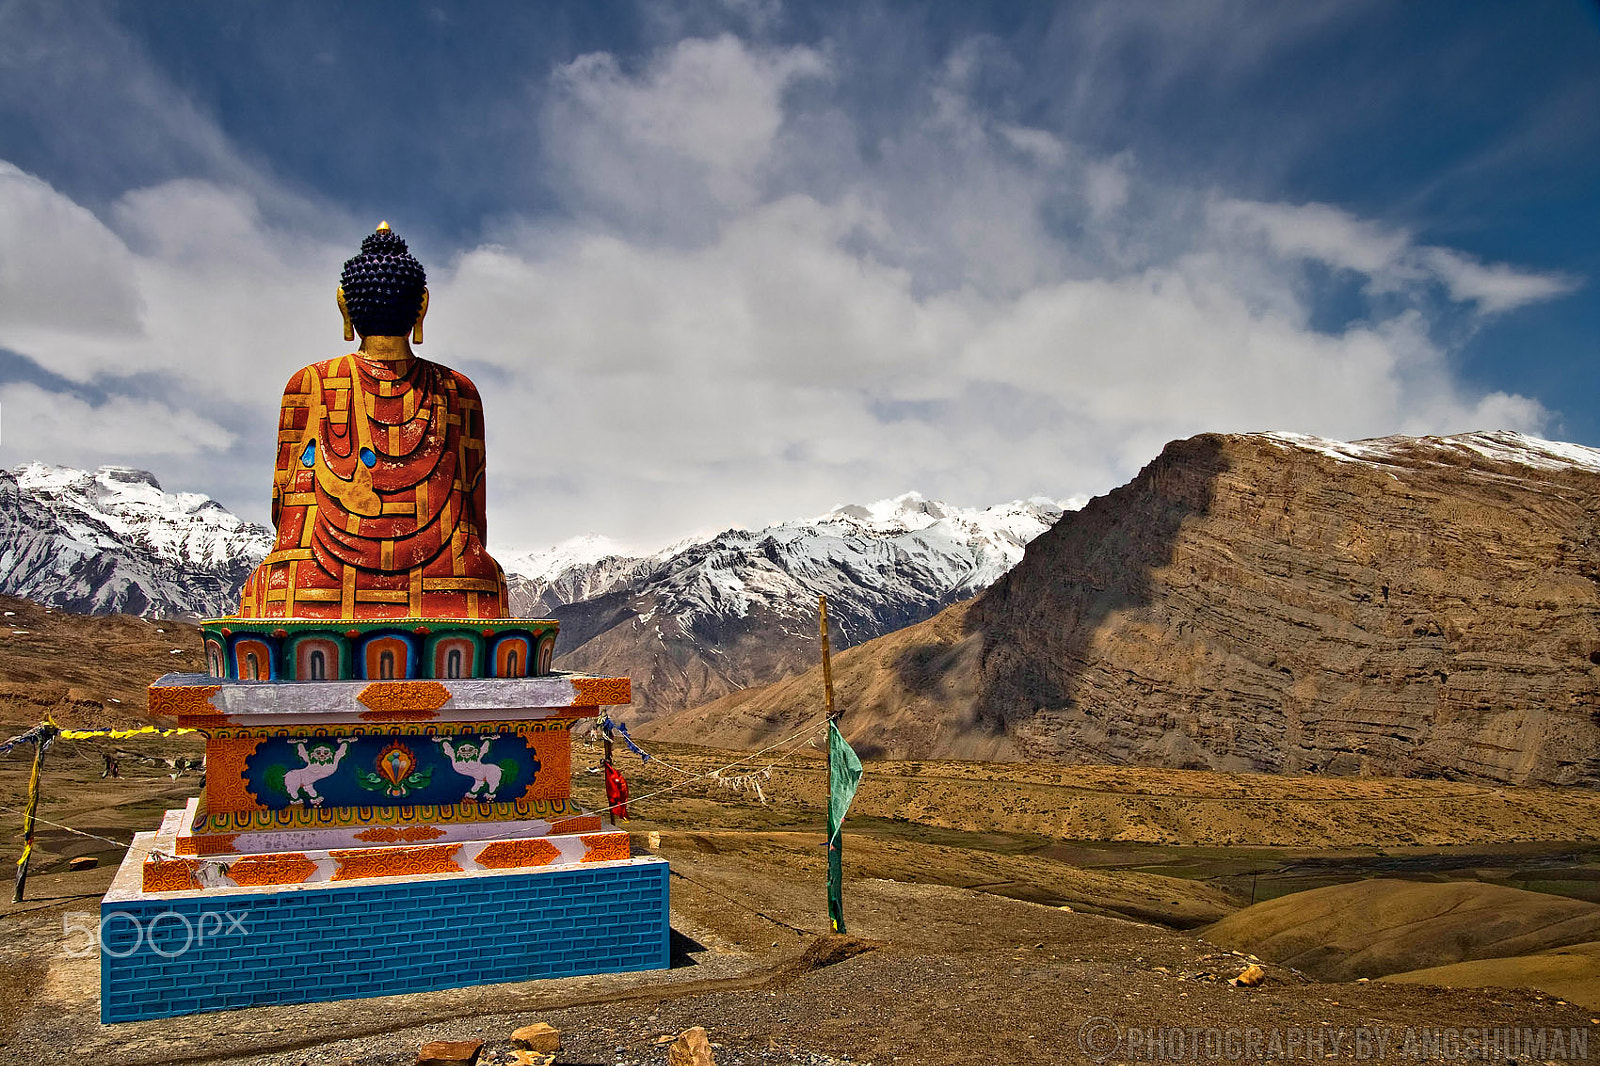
[100,857,670,1023]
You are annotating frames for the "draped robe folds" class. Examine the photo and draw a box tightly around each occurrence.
[238,353,509,620]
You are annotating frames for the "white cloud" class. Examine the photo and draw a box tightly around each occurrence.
[1084,152,1132,220]
[0,162,144,342]
[1420,247,1580,315]
[542,35,827,235]
[1210,197,1578,315]
[0,381,235,465]
[1211,198,1412,277]
[0,164,346,406]
[0,31,1579,551]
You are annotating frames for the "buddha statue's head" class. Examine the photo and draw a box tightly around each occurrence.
[337,223,429,342]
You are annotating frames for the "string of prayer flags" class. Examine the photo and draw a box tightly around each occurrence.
[707,767,773,803]
[615,721,651,762]
[0,722,57,758]
[58,725,195,740]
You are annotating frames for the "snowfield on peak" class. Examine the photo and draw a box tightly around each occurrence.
[499,533,637,582]
[505,493,1075,637]
[0,463,271,617]
[1261,430,1600,474]
[522,493,1077,719]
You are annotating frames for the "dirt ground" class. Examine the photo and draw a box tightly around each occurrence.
[2,846,1595,1066]
[3,597,1600,1063]
[3,730,1600,1064]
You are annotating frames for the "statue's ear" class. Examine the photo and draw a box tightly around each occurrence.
[337,286,354,343]
[413,289,429,345]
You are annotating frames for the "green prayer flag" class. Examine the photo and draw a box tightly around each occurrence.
[826,721,862,933]
[827,721,862,843]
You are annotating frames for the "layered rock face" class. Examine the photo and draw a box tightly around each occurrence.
[658,432,1600,785]
[978,430,1600,784]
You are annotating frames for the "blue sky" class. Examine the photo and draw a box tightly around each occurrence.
[0,1,1596,551]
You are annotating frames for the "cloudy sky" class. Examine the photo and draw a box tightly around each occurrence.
[1,1,1596,552]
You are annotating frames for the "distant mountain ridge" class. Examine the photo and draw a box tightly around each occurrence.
[0,467,1069,717]
[518,493,1072,720]
[0,463,272,617]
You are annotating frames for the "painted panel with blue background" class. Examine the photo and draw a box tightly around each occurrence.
[244,732,542,808]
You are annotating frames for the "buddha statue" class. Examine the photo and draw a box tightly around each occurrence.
[238,223,509,620]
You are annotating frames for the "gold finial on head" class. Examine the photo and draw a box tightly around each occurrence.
[376,220,390,232]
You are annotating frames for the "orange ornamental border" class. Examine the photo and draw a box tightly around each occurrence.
[353,681,448,713]
[203,738,267,814]
[142,857,204,893]
[475,837,562,870]
[356,707,440,722]
[173,832,238,856]
[225,853,320,886]
[580,833,632,863]
[571,677,631,707]
[330,843,463,881]
[148,685,221,720]
[520,739,571,803]
[352,825,448,843]
[549,815,603,835]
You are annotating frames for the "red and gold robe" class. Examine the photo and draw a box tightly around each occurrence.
[238,352,508,620]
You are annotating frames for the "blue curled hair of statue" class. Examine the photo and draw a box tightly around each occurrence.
[340,227,426,338]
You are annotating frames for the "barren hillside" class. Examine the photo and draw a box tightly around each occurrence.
[647,431,1600,785]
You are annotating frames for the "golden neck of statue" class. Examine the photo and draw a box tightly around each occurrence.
[357,335,415,375]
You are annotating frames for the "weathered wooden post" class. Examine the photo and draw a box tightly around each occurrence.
[602,718,617,826]
[12,721,57,903]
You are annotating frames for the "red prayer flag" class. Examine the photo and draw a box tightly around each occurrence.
[603,763,630,820]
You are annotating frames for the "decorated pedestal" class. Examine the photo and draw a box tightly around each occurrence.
[102,223,669,1023]
[102,670,667,1022]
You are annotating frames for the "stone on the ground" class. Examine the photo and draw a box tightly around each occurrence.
[511,1022,561,1052]
[415,1038,483,1066]
[668,1026,716,1066]
[68,856,98,870]
[1231,964,1266,987]
[511,1053,555,1066]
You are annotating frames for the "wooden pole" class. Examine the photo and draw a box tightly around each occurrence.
[13,724,52,903]
[820,595,835,722]
[602,722,616,826]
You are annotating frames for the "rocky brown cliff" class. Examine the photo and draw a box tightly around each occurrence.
[647,432,1600,785]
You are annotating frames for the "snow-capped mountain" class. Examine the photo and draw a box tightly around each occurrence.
[0,463,271,617]
[536,492,1074,722]
[502,534,657,618]
[0,460,1069,708]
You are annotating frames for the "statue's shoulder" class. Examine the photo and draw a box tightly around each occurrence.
[430,361,483,403]
[280,356,350,396]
